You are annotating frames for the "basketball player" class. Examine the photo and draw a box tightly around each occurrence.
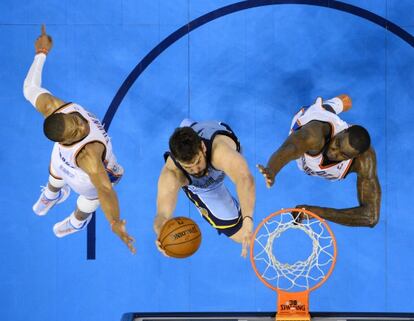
[153,119,255,257]
[23,25,136,253]
[258,95,381,227]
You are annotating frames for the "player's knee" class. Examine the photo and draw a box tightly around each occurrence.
[48,174,65,188]
[77,195,100,213]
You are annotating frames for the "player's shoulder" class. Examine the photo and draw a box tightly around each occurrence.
[77,141,105,162]
[164,155,184,176]
[163,156,188,183]
[212,134,237,151]
[293,120,329,149]
[351,147,377,177]
[300,119,331,135]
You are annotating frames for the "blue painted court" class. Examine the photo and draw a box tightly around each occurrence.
[1,1,414,320]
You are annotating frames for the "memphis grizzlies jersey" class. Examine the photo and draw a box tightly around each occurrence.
[50,103,123,195]
[289,97,353,181]
[167,119,240,194]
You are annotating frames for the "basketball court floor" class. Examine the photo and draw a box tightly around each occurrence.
[1,1,414,321]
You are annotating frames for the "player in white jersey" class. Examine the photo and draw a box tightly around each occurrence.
[153,119,255,258]
[23,25,135,253]
[258,95,381,227]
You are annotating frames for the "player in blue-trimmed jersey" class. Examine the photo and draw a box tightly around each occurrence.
[154,119,255,258]
[23,25,135,253]
[258,95,381,227]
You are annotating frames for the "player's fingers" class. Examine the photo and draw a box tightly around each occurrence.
[241,237,248,258]
[266,177,273,188]
[155,240,165,252]
[41,24,46,35]
[127,240,136,254]
[128,243,136,254]
[256,164,265,173]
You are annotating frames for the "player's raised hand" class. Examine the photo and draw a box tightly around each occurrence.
[292,206,312,224]
[256,164,276,188]
[240,217,253,258]
[35,24,53,55]
[155,239,170,257]
[111,219,136,254]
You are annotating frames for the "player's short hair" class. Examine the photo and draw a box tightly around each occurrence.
[169,127,202,162]
[347,125,371,154]
[43,113,66,142]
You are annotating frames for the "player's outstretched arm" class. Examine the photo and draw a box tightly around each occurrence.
[257,122,324,188]
[77,142,136,254]
[296,148,381,227]
[23,24,66,118]
[154,158,187,256]
[154,158,187,236]
[212,136,255,258]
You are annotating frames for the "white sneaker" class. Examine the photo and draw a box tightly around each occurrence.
[53,214,92,238]
[33,185,71,216]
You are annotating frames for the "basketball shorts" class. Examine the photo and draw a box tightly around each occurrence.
[49,159,124,200]
[183,183,243,237]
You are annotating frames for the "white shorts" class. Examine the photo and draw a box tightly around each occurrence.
[49,148,123,200]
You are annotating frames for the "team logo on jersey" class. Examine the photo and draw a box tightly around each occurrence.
[87,111,109,144]
[190,171,225,189]
[59,151,76,169]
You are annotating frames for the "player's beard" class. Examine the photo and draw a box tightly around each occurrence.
[192,168,208,178]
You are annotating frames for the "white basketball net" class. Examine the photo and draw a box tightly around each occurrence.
[253,211,335,292]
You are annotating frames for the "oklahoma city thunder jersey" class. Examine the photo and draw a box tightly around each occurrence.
[166,119,241,194]
[289,97,352,181]
[49,103,123,198]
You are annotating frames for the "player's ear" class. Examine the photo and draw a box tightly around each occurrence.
[201,141,207,153]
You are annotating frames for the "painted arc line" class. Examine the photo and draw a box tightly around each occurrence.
[87,0,414,259]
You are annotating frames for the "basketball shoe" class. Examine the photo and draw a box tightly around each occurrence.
[53,212,93,238]
[33,185,71,216]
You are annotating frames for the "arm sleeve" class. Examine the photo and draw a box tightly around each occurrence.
[23,53,51,107]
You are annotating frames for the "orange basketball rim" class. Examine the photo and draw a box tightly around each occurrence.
[249,208,337,321]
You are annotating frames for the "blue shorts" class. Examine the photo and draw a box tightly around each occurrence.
[183,183,243,237]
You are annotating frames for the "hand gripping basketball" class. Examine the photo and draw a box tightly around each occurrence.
[158,217,202,258]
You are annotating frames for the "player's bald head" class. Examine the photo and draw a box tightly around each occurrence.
[43,113,66,142]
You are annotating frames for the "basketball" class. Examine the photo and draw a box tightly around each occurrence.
[158,217,202,258]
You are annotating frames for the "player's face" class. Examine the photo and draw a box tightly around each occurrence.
[325,131,359,162]
[61,114,90,145]
[179,144,208,178]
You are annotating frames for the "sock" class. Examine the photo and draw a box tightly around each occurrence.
[44,187,59,200]
[69,212,91,229]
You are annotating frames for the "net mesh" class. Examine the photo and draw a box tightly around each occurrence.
[253,211,335,292]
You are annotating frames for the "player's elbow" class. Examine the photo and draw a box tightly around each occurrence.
[23,82,35,103]
[93,176,113,196]
[98,182,113,195]
[366,207,379,228]
[237,171,255,194]
[23,83,47,108]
